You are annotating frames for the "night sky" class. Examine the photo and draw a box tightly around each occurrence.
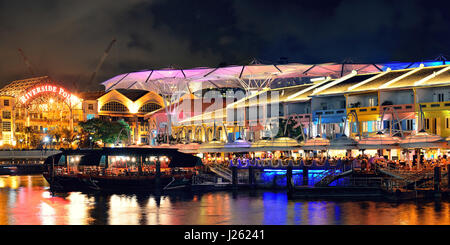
[1,0,449,91]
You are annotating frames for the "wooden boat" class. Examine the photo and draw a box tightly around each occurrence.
[43,147,203,192]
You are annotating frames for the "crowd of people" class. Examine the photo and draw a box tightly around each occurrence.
[203,152,449,172]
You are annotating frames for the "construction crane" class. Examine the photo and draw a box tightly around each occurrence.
[88,38,117,84]
[17,48,35,76]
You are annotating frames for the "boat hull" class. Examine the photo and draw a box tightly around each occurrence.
[43,173,92,192]
[44,173,194,193]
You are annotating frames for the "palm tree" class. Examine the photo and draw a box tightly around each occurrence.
[24,126,35,148]
[48,127,63,148]
[61,127,78,149]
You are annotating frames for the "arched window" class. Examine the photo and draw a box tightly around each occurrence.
[138,103,161,113]
[100,101,128,112]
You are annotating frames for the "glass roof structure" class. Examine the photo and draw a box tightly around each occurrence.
[101,63,387,94]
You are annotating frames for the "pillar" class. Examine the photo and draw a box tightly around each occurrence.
[448,167,450,189]
[248,166,255,188]
[434,166,441,192]
[155,160,161,190]
[231,165,238,189]
[138,156,143,176]
[286,165,294,196]
[302,166,309,186]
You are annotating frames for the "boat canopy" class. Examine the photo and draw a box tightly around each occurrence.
[77,148,202,168]
[44,149,102,166]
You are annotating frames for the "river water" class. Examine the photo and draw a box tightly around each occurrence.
[0,175,449,225]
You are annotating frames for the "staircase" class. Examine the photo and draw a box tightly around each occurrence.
[378,167,435,189]
[208,164,232,182]
[315,169,352,187]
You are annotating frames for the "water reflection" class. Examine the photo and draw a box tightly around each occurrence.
[0,175,450,225]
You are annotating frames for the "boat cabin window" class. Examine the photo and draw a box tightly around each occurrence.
[105,155,171,176]
[99,155,106,168]
[68,155,82,167]
[108,155,139,169]
[68,155,83,173]
[57,155,66,166]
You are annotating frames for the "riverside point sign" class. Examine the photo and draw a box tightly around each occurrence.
[19,84,78,104]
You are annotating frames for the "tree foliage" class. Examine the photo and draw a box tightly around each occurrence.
[79,118,131,145]
[276,117,303,140]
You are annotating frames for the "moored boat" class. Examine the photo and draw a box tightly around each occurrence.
[43,147,203,192]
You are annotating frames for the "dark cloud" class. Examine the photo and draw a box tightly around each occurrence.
[0,0,449,91]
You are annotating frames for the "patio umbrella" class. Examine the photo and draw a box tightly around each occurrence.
[328,134,358,150]
[155,143,176,149]
[302,135,330,151]
[223,138,252,153]
[248,137,301,152]
[175,142,201,154]
[399,129,445,149]
[198,140,226,153]
[271,137,302,151]
[250,139,273,152]
[357,131,400,149]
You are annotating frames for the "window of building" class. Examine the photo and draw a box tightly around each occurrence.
[2,111,11,119]
[446,118,450,129]
[2,122,11,132]
[87,114,95,120]
[424,118,430,130]
[352,122,358,133]
[100,101,129,112]
[4,99,9,106]
[138,103,161,113]
[405,119,414,131]
[438,93,445,102]
[88,104,94,110]
[15,123,22,132]
[368,97,377,107]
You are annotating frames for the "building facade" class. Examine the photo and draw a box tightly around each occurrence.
[154,64,450,159]
[0,77,164,148]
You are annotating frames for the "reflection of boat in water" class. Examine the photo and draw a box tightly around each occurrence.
[43,148,203,193]
[0,166,18,175]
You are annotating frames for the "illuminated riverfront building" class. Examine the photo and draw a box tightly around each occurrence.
[0,76,83,147]
[2,61,450,153]
[0,76,164,148]
[138,62,450,162]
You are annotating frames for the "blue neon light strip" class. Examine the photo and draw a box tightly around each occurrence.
[262,169,326,173]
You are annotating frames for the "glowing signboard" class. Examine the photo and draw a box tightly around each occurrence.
[19,84,79,104]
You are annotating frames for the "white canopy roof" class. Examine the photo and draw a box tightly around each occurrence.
[101,63,384,93]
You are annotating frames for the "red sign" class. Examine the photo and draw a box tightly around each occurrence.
[19,84,77,104]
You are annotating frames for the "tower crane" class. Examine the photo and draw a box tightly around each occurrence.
[17,48,36,76]
[88,38,117,84]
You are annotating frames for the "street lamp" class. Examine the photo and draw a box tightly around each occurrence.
[43,136,50,150]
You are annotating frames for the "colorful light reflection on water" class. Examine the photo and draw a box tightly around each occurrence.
[0,175,450,225]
